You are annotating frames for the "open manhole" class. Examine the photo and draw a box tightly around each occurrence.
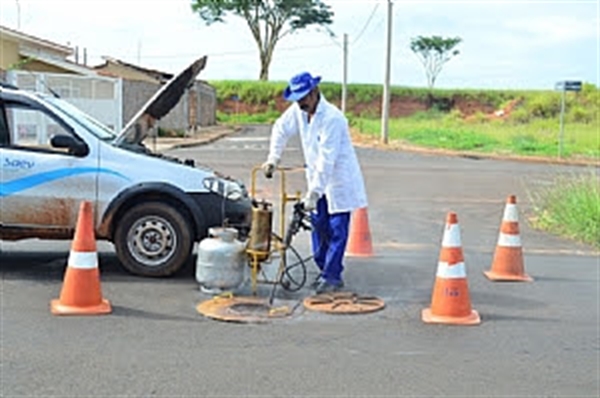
[303,292,385,314]
[196,296,293,323]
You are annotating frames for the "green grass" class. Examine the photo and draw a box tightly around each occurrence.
[528,170,600,248]
[350,114,600,159]
[216,109,598,159]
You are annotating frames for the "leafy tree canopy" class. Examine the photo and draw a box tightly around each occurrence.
[410,35,462,89]
[191,0,334,80]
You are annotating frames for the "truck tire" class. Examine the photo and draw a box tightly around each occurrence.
[114,201,193,277]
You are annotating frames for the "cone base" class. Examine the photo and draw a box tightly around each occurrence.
[345,250,374,258]
[50,298,112,315]
[483,270,533,282]
[421,308,481,325]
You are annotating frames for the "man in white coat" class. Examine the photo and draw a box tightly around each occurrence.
[262,71,368,294]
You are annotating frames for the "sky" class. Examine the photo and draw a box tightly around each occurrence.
[0,0,598,89]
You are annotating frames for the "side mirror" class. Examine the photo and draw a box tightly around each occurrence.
[50,134,89,156]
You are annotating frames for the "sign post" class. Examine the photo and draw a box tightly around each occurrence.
[554,80,582,158]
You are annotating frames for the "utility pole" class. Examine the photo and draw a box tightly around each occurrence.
[381,0,393,144]
[342,33,348,114]
[15,0,21,29]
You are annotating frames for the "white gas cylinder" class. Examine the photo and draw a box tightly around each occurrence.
[196,227,246,293]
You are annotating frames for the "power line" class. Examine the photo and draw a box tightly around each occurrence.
[85,43,340,61]
[352,2,381,45]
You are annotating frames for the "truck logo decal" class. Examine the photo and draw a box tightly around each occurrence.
[0,167,130,197]
[4,158,35,169]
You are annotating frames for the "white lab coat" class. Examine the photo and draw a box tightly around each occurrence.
[267,95,368,214]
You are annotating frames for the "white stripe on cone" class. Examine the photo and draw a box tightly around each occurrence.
[67,251,99,269]
[436,261,467,279]
[502,204,519,222]
[497,232,522,247]
[442,224,462,247]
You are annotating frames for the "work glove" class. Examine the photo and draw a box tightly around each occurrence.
[302,190,320,212]
[261,160,278,179]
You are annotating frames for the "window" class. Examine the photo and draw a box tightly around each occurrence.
[4,101,77,154]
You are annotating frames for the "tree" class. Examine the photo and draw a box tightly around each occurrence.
[191,0,334,81]
[410,35,462,89]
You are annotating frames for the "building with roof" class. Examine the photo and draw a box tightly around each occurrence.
[1,25,215,130]
[0,24,93,75]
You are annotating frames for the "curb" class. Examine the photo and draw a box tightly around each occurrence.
[350,134,600,168]
[155,126,241,151]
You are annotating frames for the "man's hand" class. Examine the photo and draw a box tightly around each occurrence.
[261,161,277,179]
[302,190,320,211]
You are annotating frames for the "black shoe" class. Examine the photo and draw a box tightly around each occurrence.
[310,275,323,290]
[315,280,344,294]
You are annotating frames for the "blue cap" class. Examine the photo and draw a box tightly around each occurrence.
[283,72,322,102]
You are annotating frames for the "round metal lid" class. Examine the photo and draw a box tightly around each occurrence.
[303,292,385,314]
[196,295,293,323]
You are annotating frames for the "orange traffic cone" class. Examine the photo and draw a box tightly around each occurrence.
[51,201,112,315]
[484,195,533,282]
[422,212,480,325]
[345,207,374,257]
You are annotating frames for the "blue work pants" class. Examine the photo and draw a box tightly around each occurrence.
[310,196,351,285]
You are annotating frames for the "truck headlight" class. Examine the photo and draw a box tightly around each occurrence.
[203,177,244,201]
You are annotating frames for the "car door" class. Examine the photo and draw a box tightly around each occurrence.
[0,94,98,231]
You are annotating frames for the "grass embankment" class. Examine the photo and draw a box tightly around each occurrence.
[212,80,531,107]
[211,80,600,247]
[529,171,600,248]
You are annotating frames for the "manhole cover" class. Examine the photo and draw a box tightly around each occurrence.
[196,296,292,323]
[303,292,385,314]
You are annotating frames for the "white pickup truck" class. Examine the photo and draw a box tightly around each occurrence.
[0,57,252,276]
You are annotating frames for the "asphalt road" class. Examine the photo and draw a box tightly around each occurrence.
[1,125,598,397]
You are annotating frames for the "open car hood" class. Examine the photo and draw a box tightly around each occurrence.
[113,56,207,146]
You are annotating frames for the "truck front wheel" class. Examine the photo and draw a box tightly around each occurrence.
[114,202,193,277]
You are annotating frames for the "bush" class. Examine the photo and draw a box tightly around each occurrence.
[526,94,562,118]
[443,109,464,122]
[567,105,595,123]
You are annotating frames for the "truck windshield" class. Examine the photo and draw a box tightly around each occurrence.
[43,96,117,141]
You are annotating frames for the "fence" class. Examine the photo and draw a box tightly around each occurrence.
[4,71,217,135]
[6,70,123,132]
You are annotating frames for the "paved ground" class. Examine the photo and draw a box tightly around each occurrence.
[1,125,598,397]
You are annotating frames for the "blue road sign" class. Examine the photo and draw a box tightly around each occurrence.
[555,80,582,92]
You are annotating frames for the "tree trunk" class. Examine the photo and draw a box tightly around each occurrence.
[259,62,269,81]
[259,47,273,81]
